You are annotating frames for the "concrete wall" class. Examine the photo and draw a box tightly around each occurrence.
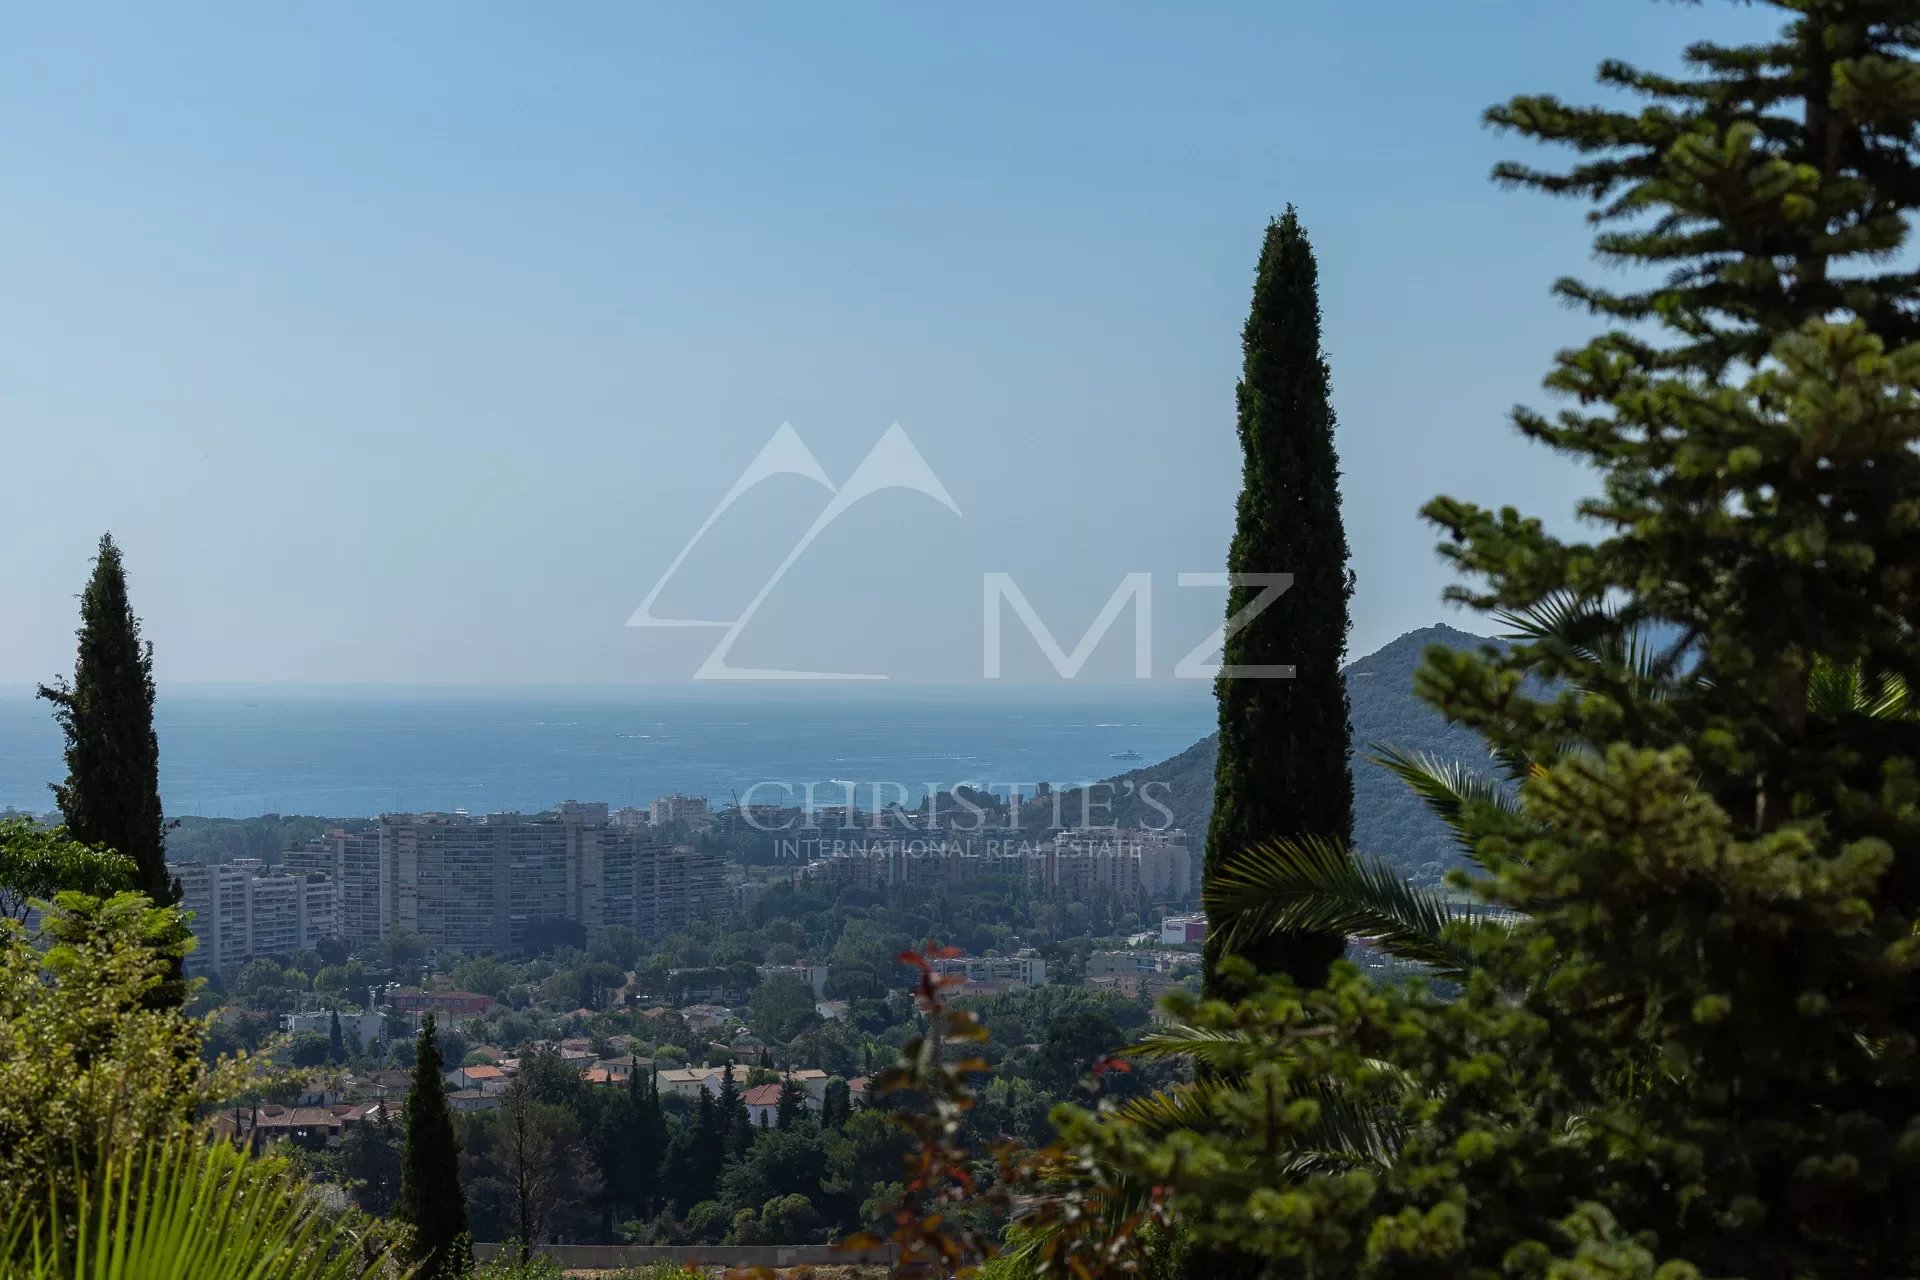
[471,1243,895,1271]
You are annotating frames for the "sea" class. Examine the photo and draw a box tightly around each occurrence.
[0,685,1215,820]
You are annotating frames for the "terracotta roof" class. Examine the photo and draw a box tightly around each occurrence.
[255,1107,344,1129]
[458,1065,506,1080]
[742,1083,784,1106]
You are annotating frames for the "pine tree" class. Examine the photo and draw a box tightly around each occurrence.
[328,1009,346,1064]
[38,534,170,908]
[718,1062,752,1156]
[1203,209,1355,993]
[776,1073,807,1130]
[398,1014,470,1280]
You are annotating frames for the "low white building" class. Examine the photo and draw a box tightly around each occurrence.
[283,1009,384,1052]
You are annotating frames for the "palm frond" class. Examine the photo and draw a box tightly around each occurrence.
[1123,1025,1258,1064]
[1105,1080,1232,1136]
[1806,656,1912,720]
[10,1129,404,1280]
[1204,835,1475,979]
[1368,744,1519,861]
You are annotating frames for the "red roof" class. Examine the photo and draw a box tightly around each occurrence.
[742,1083,784,1106]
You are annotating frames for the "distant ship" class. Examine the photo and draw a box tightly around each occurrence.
[1111,749,1143,762]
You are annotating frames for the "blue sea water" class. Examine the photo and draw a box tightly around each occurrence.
[0,685,1214,820]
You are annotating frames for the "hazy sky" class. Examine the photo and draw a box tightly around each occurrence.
[0,2,1767,686]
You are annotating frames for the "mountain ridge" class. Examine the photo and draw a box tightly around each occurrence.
[1036,622,1501,883]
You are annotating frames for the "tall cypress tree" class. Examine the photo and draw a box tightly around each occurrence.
[399,1014,470,1280]
[38,533,170,907]
[328,1009,347,1064]
[1203,209,1355,993]
[718,1061,752,1156]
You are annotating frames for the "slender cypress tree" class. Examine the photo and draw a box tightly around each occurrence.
[718,1061,752,1156]
[399,1014,470,1280]
[624,1066,667,1217]
[328,1009,347,1064]
[1203,209,1355,994]
[822,1076,851,1129]
[38,533,170,907]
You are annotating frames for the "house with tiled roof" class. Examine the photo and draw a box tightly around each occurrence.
[655,1066,725,1098]
[443,1063,511,1094]
[743,1082,786,1126]
[448,1088,500,1113]
[216,1099,395,1150]
[786,1067,831,1104]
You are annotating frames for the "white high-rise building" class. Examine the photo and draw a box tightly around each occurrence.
[286,827,383,945]
[648,793,712,828]
[172,859,340,977]
[376,811,729,954]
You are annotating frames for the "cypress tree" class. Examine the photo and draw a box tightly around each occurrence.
[718,1061,752,1155]
[38,533,170,908]
[624,1066,666,1216]
[1203,209,1355,993]
[398,1014,470,1280]
[328,1009,347,1064]
[822,1076,851,1129]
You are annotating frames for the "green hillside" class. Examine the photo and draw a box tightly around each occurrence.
[1033,623,1500,884]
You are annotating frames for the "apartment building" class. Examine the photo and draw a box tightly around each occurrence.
[376,810,728,955]
[648,793,713,829]
[286,827,383,945]
[1031,828,1194,899]
[929,950,1049,988]
[172,859,340,976]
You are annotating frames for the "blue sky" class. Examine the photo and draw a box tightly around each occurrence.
[0,1,1768,685]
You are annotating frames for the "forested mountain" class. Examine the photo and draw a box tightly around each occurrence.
[1040,623,1501,883]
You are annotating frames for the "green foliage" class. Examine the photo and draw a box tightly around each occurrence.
[0,892,244,1213]
[0,821,135,922]
[398,1015,470,1280]
[1203,834,1471,979]
[37,534,171,913]
[163,814,339,866]
[1038,4,1920,1276]
[449,956,515,999]
[1204,208,1355,992]
[749,971,820,1044]
[2,1127,406,1280]
[286,1030,334,1068]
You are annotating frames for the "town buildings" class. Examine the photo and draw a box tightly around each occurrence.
[171,859,340,976]
[649,793,713,829]
[285,828,382,945]
[929,950,1049,989]
[795,825,1196,901]
[374,808,728,954]
[1159,914,1208,945]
